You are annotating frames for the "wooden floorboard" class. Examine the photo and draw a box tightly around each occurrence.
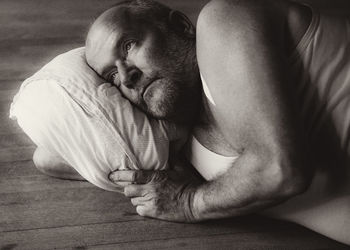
[0,133,33,149]
[1,0,350,249]
[87,233,350,250]
[2,217,349,250]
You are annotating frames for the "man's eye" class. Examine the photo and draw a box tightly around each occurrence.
[125,40,136,53]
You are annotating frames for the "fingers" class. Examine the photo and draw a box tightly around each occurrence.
[127,187,153,217]
[113,181,133,187]
[124,184,147,198]
[130,196,150,206]
[109,170,136,183]
[109,170,165,184]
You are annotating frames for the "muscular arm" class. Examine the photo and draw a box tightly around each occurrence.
[191,0,312,220]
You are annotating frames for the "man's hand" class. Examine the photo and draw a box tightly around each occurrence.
[109,162,203,222]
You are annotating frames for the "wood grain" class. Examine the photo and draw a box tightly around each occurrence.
[2,216,349,250]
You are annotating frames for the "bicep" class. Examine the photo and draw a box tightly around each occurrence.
[197,0,299,157]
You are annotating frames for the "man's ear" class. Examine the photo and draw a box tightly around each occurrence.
[168,10,195,38]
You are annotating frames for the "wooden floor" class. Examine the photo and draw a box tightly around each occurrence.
[1,0,350,249]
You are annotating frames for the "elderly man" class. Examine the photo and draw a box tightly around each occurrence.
[35,0,350,244]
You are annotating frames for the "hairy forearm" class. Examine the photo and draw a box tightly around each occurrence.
[189,152,308,221]
[191,178,282,221]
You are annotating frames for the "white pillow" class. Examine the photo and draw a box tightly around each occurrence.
[10,47,179,192]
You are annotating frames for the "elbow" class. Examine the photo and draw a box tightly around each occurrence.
[264,155,312,200]
[277,168,311,199]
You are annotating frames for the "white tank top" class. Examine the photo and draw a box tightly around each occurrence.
[290,7,350,166]
[186,135,238,180]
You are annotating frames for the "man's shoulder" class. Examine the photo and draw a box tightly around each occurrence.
[198,0,267,17]
[195,0,287,76]
[196,0,289,44]
[196,0,312,60]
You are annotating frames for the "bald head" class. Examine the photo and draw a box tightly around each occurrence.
[87,0,172,44]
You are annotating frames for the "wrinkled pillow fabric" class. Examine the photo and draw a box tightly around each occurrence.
[10,47,177,192]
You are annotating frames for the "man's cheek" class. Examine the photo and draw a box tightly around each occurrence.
[144,81,178,118]
[145,78,174,98]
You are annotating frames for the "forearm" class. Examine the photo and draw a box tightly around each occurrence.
[189,153,309,221]
[191,178,281,221]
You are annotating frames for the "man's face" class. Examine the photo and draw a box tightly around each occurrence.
[86,7,199,122]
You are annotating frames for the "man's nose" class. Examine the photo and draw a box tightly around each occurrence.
[118,64,142,89]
